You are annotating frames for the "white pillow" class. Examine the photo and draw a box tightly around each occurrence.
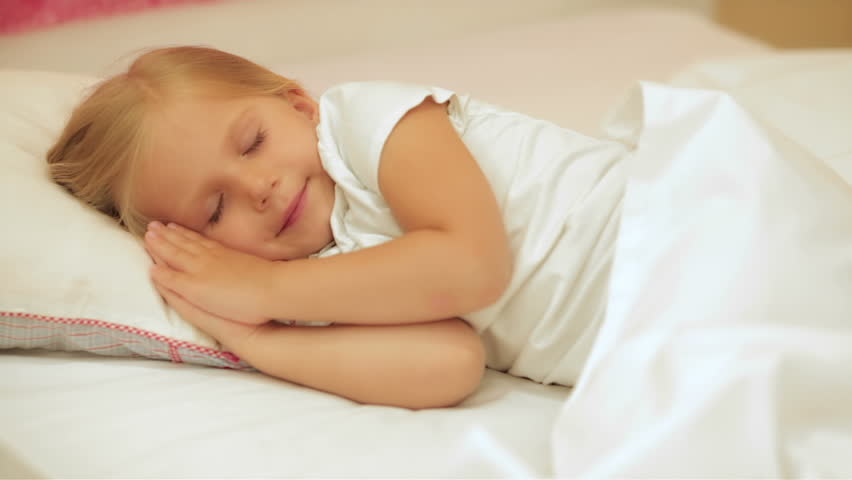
[0,70,248,369]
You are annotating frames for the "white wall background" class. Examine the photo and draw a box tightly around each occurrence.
[0,0,718,75]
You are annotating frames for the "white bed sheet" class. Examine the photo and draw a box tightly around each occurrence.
[0,349,568,478]
[550,51,852,477]
[0,5,770,479]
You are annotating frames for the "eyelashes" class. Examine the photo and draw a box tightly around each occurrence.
[211,129,267,226]
[210,193,224,225]
[243,129,267,155]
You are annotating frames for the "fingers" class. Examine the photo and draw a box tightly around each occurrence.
[149,259,211,320]
[162,222,219,249]
[153,279,214,333]
[149,261,186,296]
[151,277,193,319]
[152,275,213,326]
[145,230,194,272]
[145,229,196,303]
[153,277,258,348]
[148,221,205,250]
[145,239,166,266]
[152,277,179,306]
[146,221,217,270]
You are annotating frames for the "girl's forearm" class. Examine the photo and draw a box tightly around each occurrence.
[216,318,485,409]
[265,230,512,325]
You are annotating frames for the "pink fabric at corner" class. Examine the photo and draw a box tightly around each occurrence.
[0,0,221,35]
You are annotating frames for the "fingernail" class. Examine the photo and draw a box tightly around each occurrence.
[167,223,178,229]
[148,221,163,230]
[145,230,158,240]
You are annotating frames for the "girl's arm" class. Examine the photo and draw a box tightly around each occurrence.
[159,284,485,410]
[268,98,513,324]
[148,98,512,325]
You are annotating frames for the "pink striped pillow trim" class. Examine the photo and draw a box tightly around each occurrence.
[0,311,252,370]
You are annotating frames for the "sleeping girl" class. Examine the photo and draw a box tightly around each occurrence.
[47,46,626,409]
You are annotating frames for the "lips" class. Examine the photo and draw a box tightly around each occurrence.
[277,182,307,236]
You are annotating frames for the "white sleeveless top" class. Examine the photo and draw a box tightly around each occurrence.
[315,82,627,386]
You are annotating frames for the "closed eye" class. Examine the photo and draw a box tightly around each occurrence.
[243,129,267,155]
[209,193,224,225]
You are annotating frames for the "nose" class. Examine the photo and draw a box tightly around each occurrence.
[240,168,278,211]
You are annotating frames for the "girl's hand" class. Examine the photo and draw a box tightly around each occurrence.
[144,221,272,325]
[152,278,264,353]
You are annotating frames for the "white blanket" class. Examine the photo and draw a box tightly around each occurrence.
[550,67,852,476]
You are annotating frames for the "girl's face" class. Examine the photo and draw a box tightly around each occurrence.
[134,90,336,261]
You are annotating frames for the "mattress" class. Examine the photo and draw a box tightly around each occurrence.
[0,3,771,478]
[0,349,569,477]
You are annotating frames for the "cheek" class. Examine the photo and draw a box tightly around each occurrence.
[279,128,321,167]
[209,223,267,258]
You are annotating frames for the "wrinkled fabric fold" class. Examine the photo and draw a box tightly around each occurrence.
[552,82,852,478]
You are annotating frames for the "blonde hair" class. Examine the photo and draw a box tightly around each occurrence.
[46,46,303,237]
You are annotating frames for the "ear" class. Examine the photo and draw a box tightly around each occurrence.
[285,88,320,124]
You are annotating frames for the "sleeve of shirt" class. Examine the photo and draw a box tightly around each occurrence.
[316,81,457,196]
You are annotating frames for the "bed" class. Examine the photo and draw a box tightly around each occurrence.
[2,1,850,478]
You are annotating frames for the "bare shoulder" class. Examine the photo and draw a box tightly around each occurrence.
[377,93,512,309]
[380,96,456,166]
